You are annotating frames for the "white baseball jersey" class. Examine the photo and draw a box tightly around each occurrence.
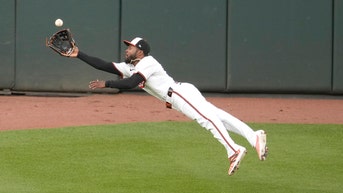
[112,56,175,102]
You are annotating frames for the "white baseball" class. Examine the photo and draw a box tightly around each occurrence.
[55,19,63,27]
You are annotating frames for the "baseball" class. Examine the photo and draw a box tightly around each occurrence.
[55,19,63,27]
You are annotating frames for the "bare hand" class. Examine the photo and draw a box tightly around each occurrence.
[68,46,79,58]
[89,80,106,89]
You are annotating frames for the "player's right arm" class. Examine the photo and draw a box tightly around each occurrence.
[69,46,123,77]
[69,47,121,75]
[76,51,122,75]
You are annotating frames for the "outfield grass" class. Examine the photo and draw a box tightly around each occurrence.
[0,122,342,193]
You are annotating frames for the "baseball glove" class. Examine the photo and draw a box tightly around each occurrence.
[46,29,76,57]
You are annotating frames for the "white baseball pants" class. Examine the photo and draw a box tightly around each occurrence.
[166,83,257,158]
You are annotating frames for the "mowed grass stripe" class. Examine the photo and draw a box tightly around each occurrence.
[0,122,342,193]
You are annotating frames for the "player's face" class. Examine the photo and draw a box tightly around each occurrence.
[125,45,139,63]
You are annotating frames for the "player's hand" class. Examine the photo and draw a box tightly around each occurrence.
[68,46,79,58]
[89,80,106,89]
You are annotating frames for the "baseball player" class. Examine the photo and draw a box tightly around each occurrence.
[68,37,268,175]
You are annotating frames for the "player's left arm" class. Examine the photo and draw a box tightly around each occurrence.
[89,73,145,89]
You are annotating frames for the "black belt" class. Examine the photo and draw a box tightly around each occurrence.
[167,87,173,97]
[166,87,173,108]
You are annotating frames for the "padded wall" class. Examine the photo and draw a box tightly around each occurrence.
[1,0,342,94]
[227,0,333,93]
[121,0,228,91]
[333,0,343,93]
[0,0,15,89]
[14,0,120,92]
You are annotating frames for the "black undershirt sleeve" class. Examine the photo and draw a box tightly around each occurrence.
[77,51,121,75]
[77,51,144,89]
[105,73,145,89]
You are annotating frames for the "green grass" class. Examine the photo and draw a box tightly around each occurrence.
[0,122,342,193]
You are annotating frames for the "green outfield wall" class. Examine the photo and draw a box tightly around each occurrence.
[0,0,15,89]
[333,0,343,93]
[0,0,342,94]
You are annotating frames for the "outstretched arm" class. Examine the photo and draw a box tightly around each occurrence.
[89,73,145,90]
[70,47,121,75]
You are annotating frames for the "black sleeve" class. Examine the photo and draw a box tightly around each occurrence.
[77,51,121,75]
[105,73,145,89]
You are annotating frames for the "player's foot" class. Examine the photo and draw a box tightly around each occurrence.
[228,147,247,176]
[255,130,268,161]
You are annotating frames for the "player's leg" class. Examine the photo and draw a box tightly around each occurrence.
[189,108,248,175]
[212,106,256,146]
[211,105,268,160]
[168,83,247,174]
[190,108,243,157]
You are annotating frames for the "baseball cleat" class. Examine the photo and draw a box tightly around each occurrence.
[228,147,247,176]
[255,130,268,161]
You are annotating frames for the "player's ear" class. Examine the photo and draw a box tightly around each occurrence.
[137,49,145,57]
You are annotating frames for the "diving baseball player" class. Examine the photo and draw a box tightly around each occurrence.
[67,37,268,175]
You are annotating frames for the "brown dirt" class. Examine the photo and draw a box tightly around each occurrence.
[0,93,342,130]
